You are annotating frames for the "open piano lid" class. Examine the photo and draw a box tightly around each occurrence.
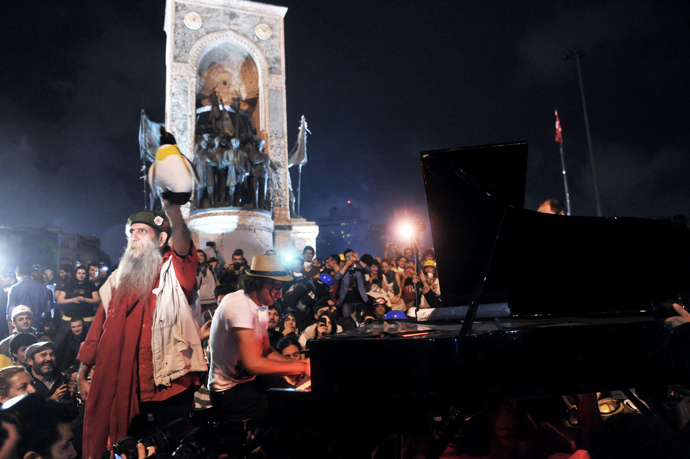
[421,141,690,316]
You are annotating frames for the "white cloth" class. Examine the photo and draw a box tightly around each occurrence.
[151,258,208,386]
[99,258,207,387]
[208,290,268,392]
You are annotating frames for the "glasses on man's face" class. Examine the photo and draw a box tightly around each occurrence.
[270,281,284,291]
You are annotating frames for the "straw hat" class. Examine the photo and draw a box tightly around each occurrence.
[246,255,293,282]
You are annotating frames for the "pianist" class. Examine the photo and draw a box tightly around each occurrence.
[207,255,310,424]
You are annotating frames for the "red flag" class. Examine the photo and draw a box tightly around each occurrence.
[555,110,563,143]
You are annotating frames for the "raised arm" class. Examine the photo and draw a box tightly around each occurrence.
[163,199,192,257]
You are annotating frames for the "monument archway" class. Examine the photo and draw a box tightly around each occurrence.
[192,31,267,140]
[164,0,317,261]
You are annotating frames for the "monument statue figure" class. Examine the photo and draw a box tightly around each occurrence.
[208,88,222,133]
[193,134,215,208]
[232,138,250,207]
[247,138,270,210]
[208,136,229,206]
[222,142,237,206]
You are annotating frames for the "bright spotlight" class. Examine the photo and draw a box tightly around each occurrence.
[399,223,413,239]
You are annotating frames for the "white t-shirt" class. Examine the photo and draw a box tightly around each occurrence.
[208,290,269,392]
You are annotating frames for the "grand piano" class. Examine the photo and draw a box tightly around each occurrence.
[269,142,690,452]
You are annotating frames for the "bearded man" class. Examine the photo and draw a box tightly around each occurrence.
[25,341,69,400]
[77,202,206,459]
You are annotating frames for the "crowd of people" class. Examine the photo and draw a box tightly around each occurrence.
[0,199,447,458]
[2,199,690,458]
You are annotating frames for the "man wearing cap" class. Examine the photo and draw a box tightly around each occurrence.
[0,306,48,358]
[77,202,205,459]
[9,332,38,367]
[208,255,310,423]
[6,262,54,332]
[26,341,70,399]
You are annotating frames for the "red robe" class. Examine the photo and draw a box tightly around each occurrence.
[78,245,198,459]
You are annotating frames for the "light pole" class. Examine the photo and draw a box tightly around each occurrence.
[565,48,602,217]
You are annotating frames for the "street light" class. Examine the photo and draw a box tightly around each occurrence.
[398,221,426,316]
[565,47,602,217]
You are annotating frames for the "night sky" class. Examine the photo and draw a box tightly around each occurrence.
[1,0,689,261]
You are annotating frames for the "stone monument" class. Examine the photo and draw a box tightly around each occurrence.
[164,0,318,261]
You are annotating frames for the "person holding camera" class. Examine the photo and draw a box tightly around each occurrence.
[197,241,226,315]
[216,249,246,292]
[333,248,371,318]
[298,300,343,348]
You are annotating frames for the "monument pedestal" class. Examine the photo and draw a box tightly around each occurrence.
[290,218,320,252]
[189,208,273,262]
[188,209,319,262]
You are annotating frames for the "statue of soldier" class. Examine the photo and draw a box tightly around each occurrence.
[222,140,237,205]
[264,157,279,212]
[193,135,215,208]
[208,89,222,134]
[232,138,250,207]
[219,101,235,139]
[207,137,228,207]
[247,138,270,209]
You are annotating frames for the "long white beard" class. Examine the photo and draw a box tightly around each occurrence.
[116,238,163,299]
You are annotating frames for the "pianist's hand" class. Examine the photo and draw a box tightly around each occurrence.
[665,303,690,328]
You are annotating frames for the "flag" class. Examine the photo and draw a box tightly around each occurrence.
[139,110,165,163]
[555,110,563,143]
[287,116,311,167]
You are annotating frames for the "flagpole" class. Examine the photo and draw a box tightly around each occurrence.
[565,48,602,217]
[558,142,572,216]
[139,110,149,210]
[296,164,303,217]
[554,110,571,215]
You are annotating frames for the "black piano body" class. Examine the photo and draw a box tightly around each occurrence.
[270,142,690,438]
